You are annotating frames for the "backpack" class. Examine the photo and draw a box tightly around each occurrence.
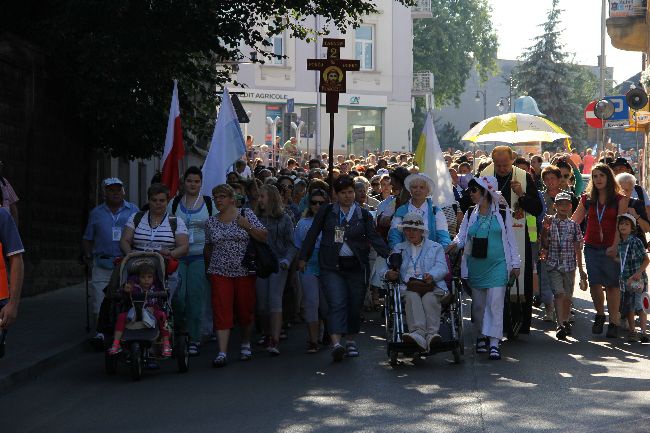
[634,184,646,207]
[171,195,214,216]
[133,211,177,235]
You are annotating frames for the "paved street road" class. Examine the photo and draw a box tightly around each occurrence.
[3,289,650,433]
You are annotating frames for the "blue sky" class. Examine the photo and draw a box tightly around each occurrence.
[488,0,642,83]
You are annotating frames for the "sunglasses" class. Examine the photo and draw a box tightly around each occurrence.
[310,200,325,206]
[469,186,484,193]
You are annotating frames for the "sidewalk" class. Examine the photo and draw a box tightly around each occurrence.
[0,283,91,394]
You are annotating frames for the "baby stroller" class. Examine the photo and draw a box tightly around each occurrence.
[383,252,464,366]
[103,252,190,381]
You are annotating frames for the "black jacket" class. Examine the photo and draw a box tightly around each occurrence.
[299,203,389,273]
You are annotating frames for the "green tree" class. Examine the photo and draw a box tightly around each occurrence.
[412,0,498,147]
[436,120,463,152]
[1,0,411,159]
[512,0,598,149]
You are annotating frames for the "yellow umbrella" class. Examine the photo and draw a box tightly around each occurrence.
[462,113,570,143]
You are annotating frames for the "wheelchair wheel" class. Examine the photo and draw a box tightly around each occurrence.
[130,342,143,381]
[457,296,465,356]
[452,346,462,364]
[176,334,190,373]
[104,352,117,375]
[389,350,398,367]
[384,302,393,357]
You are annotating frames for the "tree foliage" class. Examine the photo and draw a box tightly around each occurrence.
[1,0,411,159]
[413,0,498,108]
[512,0,598,149]
[411,0,498,148]
[436,120,463,152]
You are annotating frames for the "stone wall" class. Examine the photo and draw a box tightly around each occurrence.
[0,34,96,295]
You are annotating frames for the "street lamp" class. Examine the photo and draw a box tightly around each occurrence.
[265,116,280,167]
[475,90,487,119]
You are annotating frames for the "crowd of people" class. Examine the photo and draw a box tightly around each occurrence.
[81,137,650,366]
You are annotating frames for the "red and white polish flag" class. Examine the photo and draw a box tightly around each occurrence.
[161,80,184,197]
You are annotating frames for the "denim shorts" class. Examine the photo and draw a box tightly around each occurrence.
[621,284,648,315]
[584,245,619,288]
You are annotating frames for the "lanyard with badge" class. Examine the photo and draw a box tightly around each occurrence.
[184,195,201,244]
[335,206,355,244]
[111,206,124,241]
[409,244,425,278]
[147,212,166,251]
[596,202,606,242]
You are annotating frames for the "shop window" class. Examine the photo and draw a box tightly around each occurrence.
[347,109,383,156]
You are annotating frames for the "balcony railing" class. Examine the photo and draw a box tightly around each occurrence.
[412,0,433,19]
[413,71,434,96]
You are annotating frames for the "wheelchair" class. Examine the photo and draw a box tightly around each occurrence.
[382,252,464,366]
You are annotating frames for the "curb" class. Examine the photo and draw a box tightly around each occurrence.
[0,339,90,395]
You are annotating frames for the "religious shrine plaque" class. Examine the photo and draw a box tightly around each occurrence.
[307,38,360,113]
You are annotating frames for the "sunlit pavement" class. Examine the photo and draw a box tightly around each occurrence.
[2,285,650,433]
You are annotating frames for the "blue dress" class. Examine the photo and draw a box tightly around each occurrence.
[467,214,508,289]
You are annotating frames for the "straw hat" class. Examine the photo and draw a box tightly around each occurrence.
[397,212,429,233]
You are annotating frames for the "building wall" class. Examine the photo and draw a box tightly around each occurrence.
[232,0,413,155]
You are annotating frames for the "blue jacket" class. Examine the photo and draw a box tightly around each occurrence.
[388,198,451,249]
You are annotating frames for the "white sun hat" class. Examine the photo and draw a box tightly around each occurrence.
[397,211,429,233]
[404,173,435,195]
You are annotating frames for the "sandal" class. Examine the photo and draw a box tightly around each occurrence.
[489,346,501,360]
[306,342,319,354]
[345,341,359,358]
[212,352,227,368]
[188,342,200,357]
[240,344,253,361]
[476,337,488,354]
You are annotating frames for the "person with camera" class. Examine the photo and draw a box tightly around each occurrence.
[384,212,448,352]
[447,176,520,361]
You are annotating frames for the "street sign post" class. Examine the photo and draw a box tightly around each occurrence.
[584,100,604,128]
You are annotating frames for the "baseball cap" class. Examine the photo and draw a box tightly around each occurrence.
[554,192,572,203]
[103,177,123,187]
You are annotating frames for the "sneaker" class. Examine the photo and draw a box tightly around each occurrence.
[606,323,619,338]
[409,333,428,352]
[306,342,319,354]
[257,335,268,346]
[240,344,253,361]
[427,334,442,351]
[563,321,572,336]
[556,325,567,341]
[107,344,122,355]
[212,352,227,368]
[543,309,556,323]
[627,331,639,343]
[331,343,345,362]
[592,314,606,334]
[266,339,280,356]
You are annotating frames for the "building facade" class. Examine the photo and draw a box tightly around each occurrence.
[232,0,415,156]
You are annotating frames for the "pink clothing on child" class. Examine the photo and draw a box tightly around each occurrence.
[114,308,169,338]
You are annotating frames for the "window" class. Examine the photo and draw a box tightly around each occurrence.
[268,33,284,65]
[355,25,374,70]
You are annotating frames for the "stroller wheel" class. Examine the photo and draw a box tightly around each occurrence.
[130,342,143,381]
[176,335,190,373]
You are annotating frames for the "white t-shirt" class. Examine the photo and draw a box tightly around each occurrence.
[126,211,188,252]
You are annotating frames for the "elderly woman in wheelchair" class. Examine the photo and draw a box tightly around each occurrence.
[383,212,449,352]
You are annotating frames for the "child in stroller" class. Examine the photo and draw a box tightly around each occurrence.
[384,212,449,352]
[107,262,171,357]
